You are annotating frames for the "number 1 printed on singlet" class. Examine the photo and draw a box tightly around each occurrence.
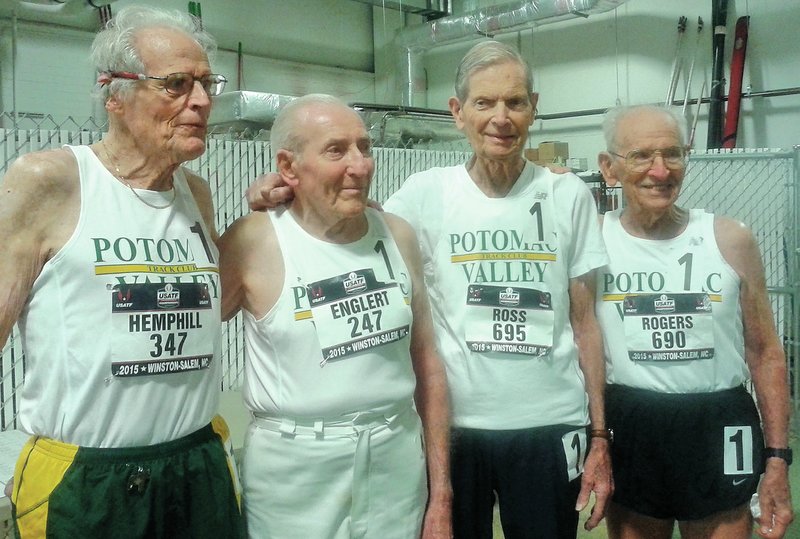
[529,202,545,242]
[374,240,395,279]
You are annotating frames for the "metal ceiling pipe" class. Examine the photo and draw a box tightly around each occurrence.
[8,0,118,29]
[396,0,628,106]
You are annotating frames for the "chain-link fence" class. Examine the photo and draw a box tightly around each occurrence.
[678,149,799,407]
[1,113,798,429]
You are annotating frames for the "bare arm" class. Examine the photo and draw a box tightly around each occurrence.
[0,149,79,348]
[246,172,294,211]
[716,217,793,538]
[569,270,613,531]
[218,212,283,321]
[385,213,452,539]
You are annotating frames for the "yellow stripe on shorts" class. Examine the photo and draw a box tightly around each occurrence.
[13,436,79,539]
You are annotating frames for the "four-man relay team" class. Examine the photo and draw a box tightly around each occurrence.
[0,4,792,539]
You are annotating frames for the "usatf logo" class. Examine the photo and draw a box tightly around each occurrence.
[499,287,520,307]
[343,272,367,295]
[654,294,675,314]
[157,283,180,309]
[696,294,712,312]
[114,288,133,309]
[198,283,211,307]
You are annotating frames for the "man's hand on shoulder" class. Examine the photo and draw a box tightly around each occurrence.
[246,172,294,211]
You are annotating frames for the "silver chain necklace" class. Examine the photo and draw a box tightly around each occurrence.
[101,141,177,210]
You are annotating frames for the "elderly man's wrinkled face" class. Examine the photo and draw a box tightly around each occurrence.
[112,27,213,164]
[450,61,535,165]
[603,110,687,216]
[290,103,374,220]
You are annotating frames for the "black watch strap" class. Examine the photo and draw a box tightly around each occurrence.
[764,447,793,465]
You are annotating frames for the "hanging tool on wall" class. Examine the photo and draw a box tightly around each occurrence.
[237,42,245,91]
[707,0,728,148]
[664,16,688,107]
[98,3,113,27]
[689,81,706,149]
[681,17,704,116]
[189,1,203,29]
[721,16,749,148]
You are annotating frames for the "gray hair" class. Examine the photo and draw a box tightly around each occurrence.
[90,5,217,101]
[454,40,534,102]
[602,104,688,152]
[270,94,355,154]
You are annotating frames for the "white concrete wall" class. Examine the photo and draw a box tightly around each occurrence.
[417,0,800,164]
[0,0,377,123]
[1,0,798,164]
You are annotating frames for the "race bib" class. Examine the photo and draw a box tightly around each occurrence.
[464,284,554,356]
[308,269,411,366]
[623,292,715,361]
[110,282,215,377]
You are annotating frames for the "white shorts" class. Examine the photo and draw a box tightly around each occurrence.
[241,403,427,539]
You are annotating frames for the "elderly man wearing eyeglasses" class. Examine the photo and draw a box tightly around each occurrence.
[596,104,793,539]
[0,5,244,538]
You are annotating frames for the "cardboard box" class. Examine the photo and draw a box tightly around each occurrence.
[538,141,569,163]
[566,157,588,170]
[524,148,539,162]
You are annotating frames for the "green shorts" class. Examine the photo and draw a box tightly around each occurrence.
[12,415,245,539]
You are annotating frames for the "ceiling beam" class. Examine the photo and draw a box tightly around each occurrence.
[347,0,450,20]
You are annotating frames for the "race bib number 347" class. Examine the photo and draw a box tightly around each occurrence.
[110,282,214,377]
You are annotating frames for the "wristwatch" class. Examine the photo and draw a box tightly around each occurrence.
[764,447,793,466]
[587,428,614,444]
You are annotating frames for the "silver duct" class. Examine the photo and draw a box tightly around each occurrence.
[397,0,628,106]
[207,92,463,147]
[5,0,117,29]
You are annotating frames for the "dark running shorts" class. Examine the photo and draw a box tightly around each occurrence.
[606,384,764,521]
[450,424,585,539]
[12,415,245,539]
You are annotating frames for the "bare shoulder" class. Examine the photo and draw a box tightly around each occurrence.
[3,147,79,196]
[219,211,280,273]
[220,211,274,248]
[713,215,761,277]
[0,147,80,270]
[1,148,79,236]
[382,211,418,248]
[219,211,282,318]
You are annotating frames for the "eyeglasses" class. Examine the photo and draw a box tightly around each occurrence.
[608,146,688,173]
[106,71,228,97]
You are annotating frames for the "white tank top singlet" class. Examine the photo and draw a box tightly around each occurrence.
[597,209,749,393]
[17,145,221,447]
[398,163,604,429]
[242,207,416,418]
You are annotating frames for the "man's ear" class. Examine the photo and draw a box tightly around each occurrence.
[105,95,122,114]
[449,96,464,130]
[597,152,619,187]
[529,92,539,125]
[276,149,299,187]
